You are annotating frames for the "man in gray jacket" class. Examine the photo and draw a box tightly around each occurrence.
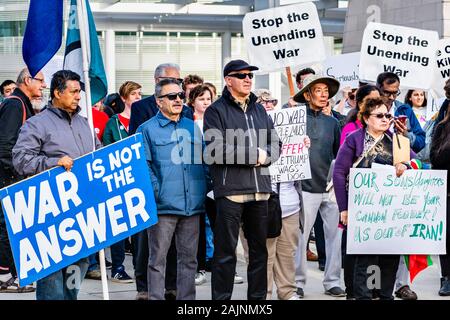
[292,74,345,298]
[12,70,101,300]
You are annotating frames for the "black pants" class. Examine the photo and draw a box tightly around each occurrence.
[197,198,217,271]
[0,169,18,277]
[342,229,356,298]
[314,214,326,266]
[132,229,149,292]
[353,254,399,300]
[212,197,268,300]
[440,195,450,277]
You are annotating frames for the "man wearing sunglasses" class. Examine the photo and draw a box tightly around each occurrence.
[129,63,193,300]
[204,59,281,300]
[376,72,425,301]
[376,72,425,154]
[0,67,46,294]
[137,78,207,300]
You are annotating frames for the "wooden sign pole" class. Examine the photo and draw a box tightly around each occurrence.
[286,66,295,97]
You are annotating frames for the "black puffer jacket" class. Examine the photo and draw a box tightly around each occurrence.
[203,87,281,198]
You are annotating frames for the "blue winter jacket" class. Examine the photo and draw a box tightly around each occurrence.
[137,111,207,216]
[394,100,426,153]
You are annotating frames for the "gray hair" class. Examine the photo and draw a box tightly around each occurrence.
[155,78,181,98]
[154,63,180,79]
[16,68,31,85]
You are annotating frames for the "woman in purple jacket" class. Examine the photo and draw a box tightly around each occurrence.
[333,97,410,300]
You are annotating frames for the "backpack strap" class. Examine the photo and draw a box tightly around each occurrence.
[6,96,27,124]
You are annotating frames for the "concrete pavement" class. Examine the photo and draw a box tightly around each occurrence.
[1,243,449,300]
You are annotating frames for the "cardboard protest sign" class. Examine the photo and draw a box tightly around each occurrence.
[267,106,311,182]
[0,134,158,286]
[347,167,447,254]
[430,38,450,99]
[242,2,325,73]
[324,52,360,89]
[359,22,439,89]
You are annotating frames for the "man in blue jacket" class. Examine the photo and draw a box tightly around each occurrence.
[129,63,192,300]
[376,72,424,300]
[376,72,425,153]
[137,78,207,300]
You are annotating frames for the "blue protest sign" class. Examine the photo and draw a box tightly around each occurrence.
[0,134,157,286]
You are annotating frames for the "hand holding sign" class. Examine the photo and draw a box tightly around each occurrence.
[57,156,74,172]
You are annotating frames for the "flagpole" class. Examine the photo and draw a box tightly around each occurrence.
[77,0,110,301]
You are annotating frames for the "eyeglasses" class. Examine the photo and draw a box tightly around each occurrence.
[381,89,401,97]
[370,113,393,119]
[158,77,184,84]
[158,92,185,101]
[29,76,45,84]
[261,99,278,106]
[227,72,254,80]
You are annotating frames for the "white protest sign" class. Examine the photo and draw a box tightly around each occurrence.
[359,22,439,89]
[267,106,311,182]
[347,167,447,255]
[430,38,450,99]
[324,52,360,89]
[242,2,325,73]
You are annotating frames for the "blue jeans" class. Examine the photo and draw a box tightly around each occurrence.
[36,258,89,300]
[111,240,125,274]
[147,214,199,300]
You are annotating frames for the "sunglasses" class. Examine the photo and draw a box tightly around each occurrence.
[158,92,186,101]
[227,72,254,80]
[370,113,393,119]
[381,89,401,97]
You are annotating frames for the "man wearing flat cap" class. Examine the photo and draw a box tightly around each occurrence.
[203,59,281,300]
[292,75,346,298]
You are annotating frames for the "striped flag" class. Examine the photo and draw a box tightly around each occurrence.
[64,0,107,109]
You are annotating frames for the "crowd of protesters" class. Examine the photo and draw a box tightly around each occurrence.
[0,59,450,301]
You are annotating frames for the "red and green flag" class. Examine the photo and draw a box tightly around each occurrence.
[405,255,433,282]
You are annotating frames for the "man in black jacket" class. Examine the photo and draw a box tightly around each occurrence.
[0,67,46,293]
[204,59,281,300]
[129,63,193,134]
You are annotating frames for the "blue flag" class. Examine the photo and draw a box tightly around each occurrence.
[22,0,63,77]
[64,0,108,106]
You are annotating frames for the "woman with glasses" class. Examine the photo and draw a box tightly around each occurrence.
[333,97,415,300]
[254,88,278,111]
